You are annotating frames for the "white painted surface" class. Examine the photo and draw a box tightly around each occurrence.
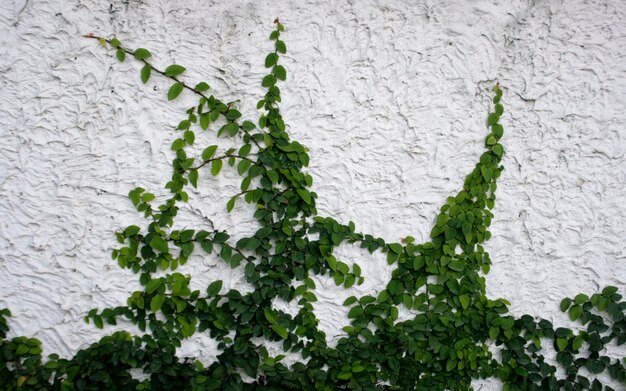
[1,0,625,387]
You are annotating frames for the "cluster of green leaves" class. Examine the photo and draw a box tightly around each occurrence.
[2,23,625,390]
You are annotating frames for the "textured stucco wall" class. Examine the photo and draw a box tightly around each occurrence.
[1,0,625,388]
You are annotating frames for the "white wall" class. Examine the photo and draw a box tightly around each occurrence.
[1,0,625,387]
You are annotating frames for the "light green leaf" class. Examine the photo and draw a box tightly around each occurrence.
[227,196,237,212]
[237,160,251,176]
[150,294,165,313]
[165,64,186,76]
[388,243,403,254]
[134,48,151,60]
[150,236,169,253]
[211,159,222,176]
[189,169,198,188]
[264,308,278,324]
[556,338,568,351]
[195,82,210,91]
[271,324,288,339]
[297,188,311,204]
[116,49,126,62]
[140,64,151,84]
[146,279,162,294]
[202,145,218,161]
[568,305,582,321]
[459,295,470,309]
[168,82,184,100]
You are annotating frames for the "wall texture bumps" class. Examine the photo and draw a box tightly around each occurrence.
[0,0,625,388]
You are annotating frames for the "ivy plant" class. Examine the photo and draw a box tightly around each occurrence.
[1,20,625,391]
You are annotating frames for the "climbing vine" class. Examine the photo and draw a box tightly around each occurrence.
[1,20,625,391]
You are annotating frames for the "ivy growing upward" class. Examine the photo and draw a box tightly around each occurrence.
[1,20,625,391]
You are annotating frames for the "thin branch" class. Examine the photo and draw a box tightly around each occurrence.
[83,34,263,149]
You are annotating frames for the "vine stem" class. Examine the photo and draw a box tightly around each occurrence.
[83,34,263,150]
[83,35,209,99]
[191,154,256,171]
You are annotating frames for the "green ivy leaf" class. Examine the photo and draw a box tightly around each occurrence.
[388,243,403,254]
[146,279,162,294]
[344,274,355,288]
[140,64,151,84]
[195,82,210,91]
[560,298,572,312]
[459,295,470,309]
[165,64,186,76]
[348,306,363,319]
[273,65,287,81]
[556,338,568,351]
[93,316,104,329]
[495,103,504,116]
[211,159,223,176]
[189,169,198,188]
[241,121,255,131]
[150,236,169,253]
[202,145,218,161]
[116,49,126,62]
[481,166,493,181]
[123,225,140,236]
[150,294,165,313]
[226,109,242,120]
[265,53,279,68]
[568,304,582,321]
[237,160,251,175]
[271,324,288,339]
[184,130,195,144]
[262,74,276,87]
[491,144,503,157]
[227,196,237,212]
[264,308,278,324]
[134,48,151,60]
[168,82,184,100]
[206,280,223,296]
[275,40,287,54]
[602,286,618,296]
[297,188,311,204]
[171,138,186,151]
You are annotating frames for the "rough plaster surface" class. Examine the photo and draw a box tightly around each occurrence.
[1,0,625,388]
